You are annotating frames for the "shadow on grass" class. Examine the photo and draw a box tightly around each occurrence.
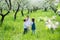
[56,28,60,33]
[4,25,15,31]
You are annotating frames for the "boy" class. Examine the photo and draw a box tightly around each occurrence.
[31,18,36,34]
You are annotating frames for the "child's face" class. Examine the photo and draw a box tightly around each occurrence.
[27,16,29,19]
[26,17,29,21]
[32,18,35,22]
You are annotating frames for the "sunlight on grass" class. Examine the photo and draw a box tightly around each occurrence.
[0,10,60,40]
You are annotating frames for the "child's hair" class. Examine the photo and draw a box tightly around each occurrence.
[24,19,26,22]
[32,18,35,22]
[27,15,29,18]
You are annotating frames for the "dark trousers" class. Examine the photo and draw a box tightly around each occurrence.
[23,28,27,34]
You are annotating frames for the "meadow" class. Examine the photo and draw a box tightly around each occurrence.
[0,10,60,40]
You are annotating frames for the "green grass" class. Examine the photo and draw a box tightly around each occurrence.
[0,10,60,40]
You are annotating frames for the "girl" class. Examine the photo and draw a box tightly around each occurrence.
[23,19,28,34]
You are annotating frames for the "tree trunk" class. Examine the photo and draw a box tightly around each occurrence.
[28,9,29,14]
[9,0,11,10]
[13,10,15,12]
[0,0,11,24]
[14,13,16,20]
[1,8,2,13]
[50,6,57,13]
[0,8,2,14]
[44,7,47,11]
[0,11,10,24]
[21,8,24,16]
[14,2,20,20]
[14,10,18,20]
[1,16,4,24]
[5,0,9,8]
[30,9,33,13]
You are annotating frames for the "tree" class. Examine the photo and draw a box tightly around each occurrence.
[49,0,59,13]
[0,0,11,24]
[14,2,20,20]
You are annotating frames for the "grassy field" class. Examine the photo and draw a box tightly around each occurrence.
[0,10,60,40]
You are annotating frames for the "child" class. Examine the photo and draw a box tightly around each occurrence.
[31,18,36,34]
[26,16,31,30]
[26,16,31,26]
[23,19,28,34]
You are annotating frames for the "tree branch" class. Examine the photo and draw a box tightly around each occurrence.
[0,8,2,14]
[5,0,9,8]
[14,2,20,20]
[4,10,10,16]
[9,0,11,10]
[0,14,3,16]
[4,0,11,16]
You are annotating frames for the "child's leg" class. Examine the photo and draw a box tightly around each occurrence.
[23,28,27,34]
[23,29,26,34]
[32,30,35,34]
